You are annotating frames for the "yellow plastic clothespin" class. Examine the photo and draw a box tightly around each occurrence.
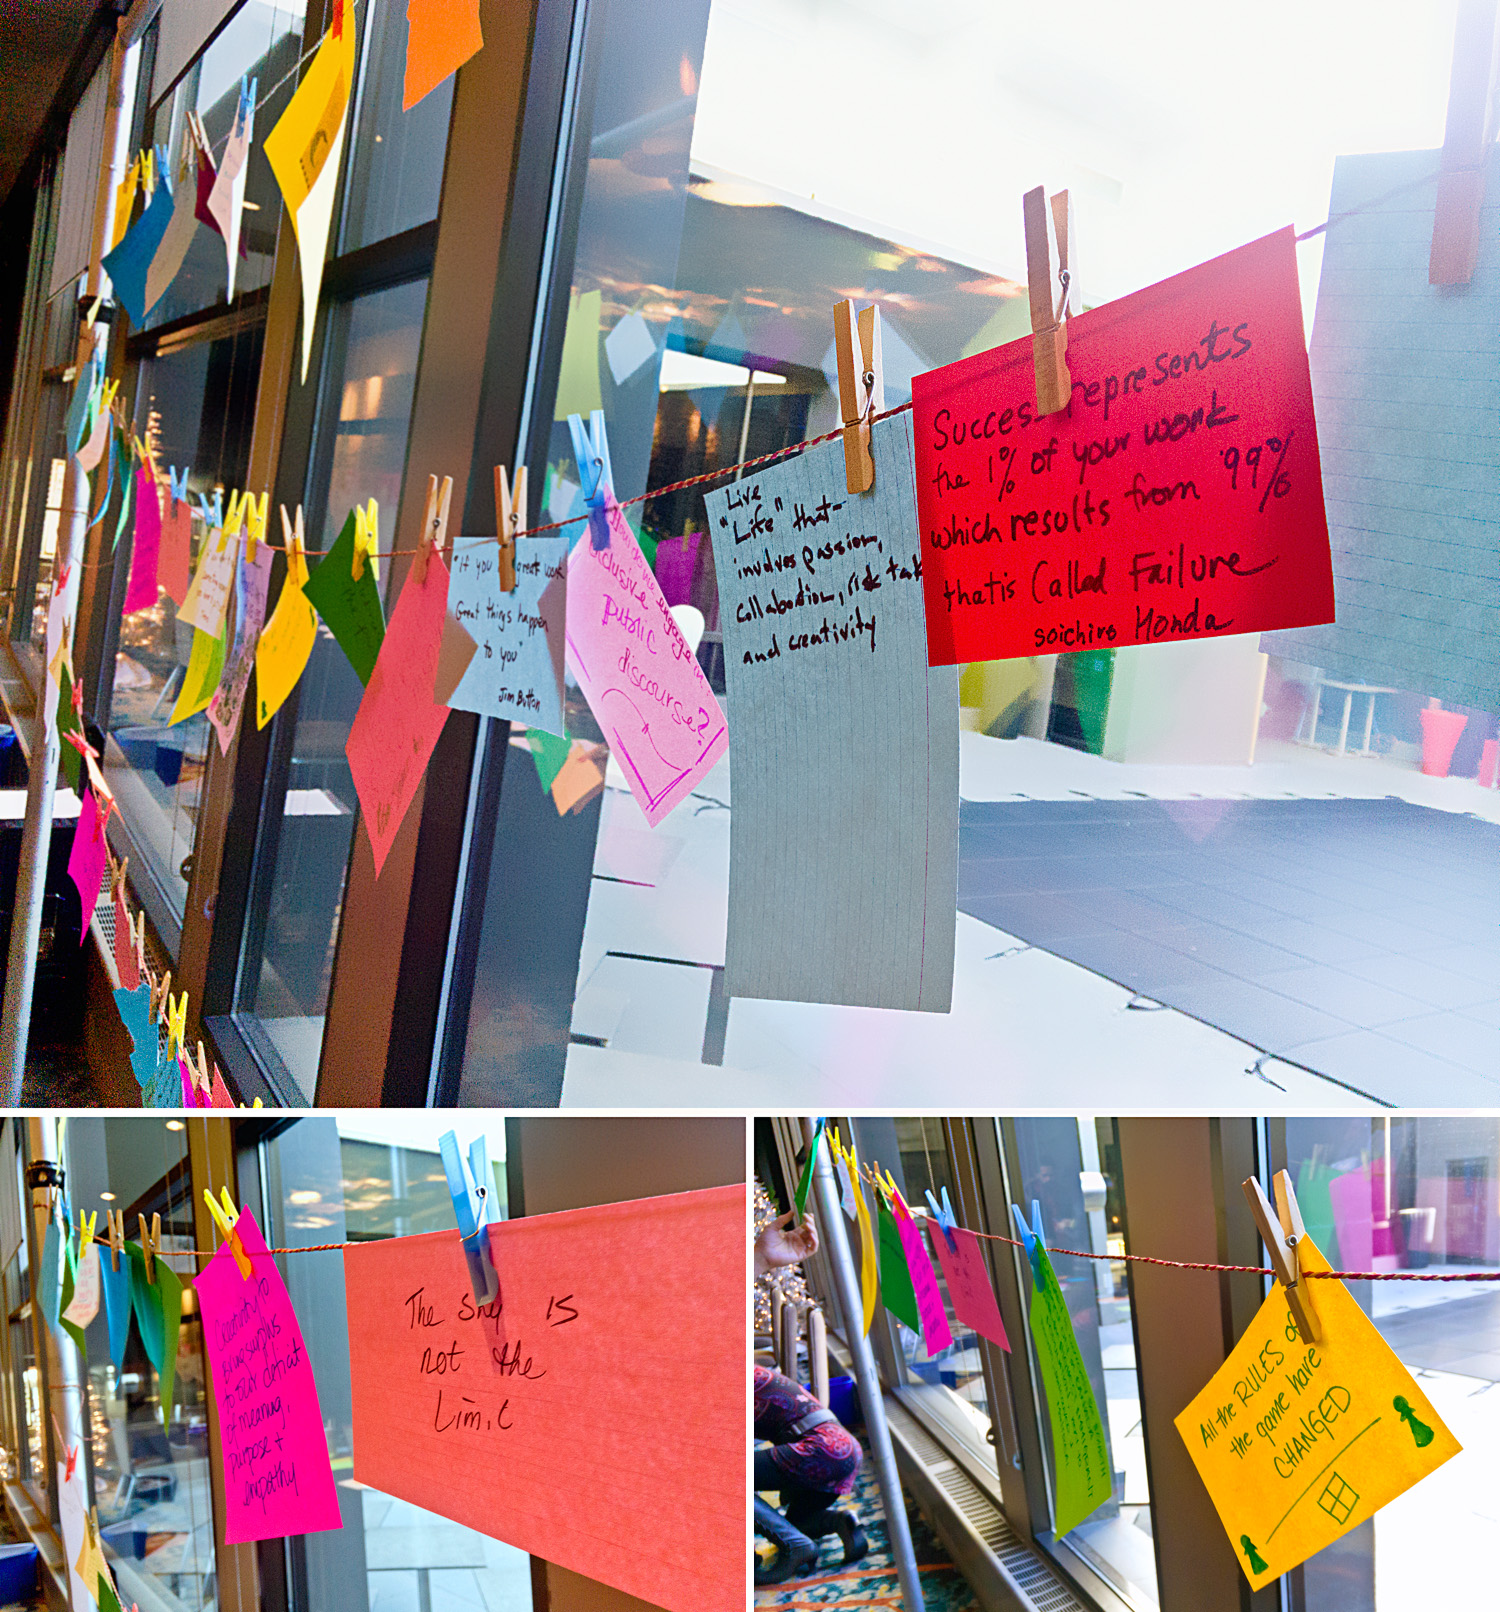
[1243,1169,1320,1345]
[99,379,119,412]
[223,488,247,547]
[494,466,526,593]
[141,147,156,196]
[1024,185,1076,418]
[138,1212,162,1285]
[202,1186,252,1279]
[77,1210,97,1257]
[833,299,883,495]
[243,491,268,563]
[165,989,188,1062]
[353,498,379,582]
[105,1209,125,1272]
[415,475,453,584]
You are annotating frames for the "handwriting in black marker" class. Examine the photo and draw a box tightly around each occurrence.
[547,1294,579,1326]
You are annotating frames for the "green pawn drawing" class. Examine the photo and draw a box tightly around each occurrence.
[1394,1395,1434,1448]
[1240,1535,1269,1575]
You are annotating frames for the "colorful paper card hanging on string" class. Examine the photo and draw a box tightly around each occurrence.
[343,1183,745,1612]
[874,1186,921,1334]
[1175,1234,1459,1591]
[195,1207,342,1541]
[207,79,255,301]
[403,0,483,110]
[911,228,1335,666]
[263,1,356,380]
[926,1214,1010,1352]
[302,505,386,683]
[170,623,227,725]
[256,518,320,726]
[565,498,727,826]
[145,143,202,313]
[127,1242,182,1434]
[208,535,273,754]
[159,470,195,604]
[101,159,175,328]
[66,789,110,937]
[345,549,453,876]
[178,520,236,636]
[123,464,162,613]
[891,1189,953,1356]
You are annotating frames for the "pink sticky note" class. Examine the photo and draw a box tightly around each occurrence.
[346,552,453,876]
[66,790,109,942]
[893,1195,952,1356]
[123,467,162,613]
[194,1208,340,1542]
[566,502,727,826]
[927,1222,1010,1352]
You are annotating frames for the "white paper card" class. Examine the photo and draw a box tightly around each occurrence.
[604,311,657,385]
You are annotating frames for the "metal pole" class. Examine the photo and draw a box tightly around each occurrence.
[802,1116,924,1612]
[1,23,133,1097]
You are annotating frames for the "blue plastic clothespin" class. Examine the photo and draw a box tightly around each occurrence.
[566,410,615,551]
[238,76,258,129]
[198,486,223,529]
[925,1186,960,1254]
[167,466,191,508]
[439,1130,500,1308]
[1010,1199,1048,1284]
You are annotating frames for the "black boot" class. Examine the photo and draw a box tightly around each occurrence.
[755,1496,818,1585]
[795,1507,869,1567]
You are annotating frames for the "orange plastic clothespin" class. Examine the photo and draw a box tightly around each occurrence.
[105,1209,125,1272]
[352,498,379,582]
[494,466,526,593]
[1243,1169,1320,1345]
[833,299,883,495]
[242,491,268,563]
[138,1212,162,1285]
[1024,185,1076,418]
[415,475,453,585]
[203,1187,252,1279]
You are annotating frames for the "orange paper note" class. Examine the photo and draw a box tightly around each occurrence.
[344,1183,745,1612]
[403,0,483,111]
[345,552,453,876]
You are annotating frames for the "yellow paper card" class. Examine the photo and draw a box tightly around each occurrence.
[255,543,318,727]
[1175,1236,1460,1589]
[552,288,604,420]
[170,625,227,725]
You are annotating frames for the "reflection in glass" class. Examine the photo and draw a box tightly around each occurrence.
[238,277,427,1100]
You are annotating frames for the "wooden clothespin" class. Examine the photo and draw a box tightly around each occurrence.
[414,475,452,584]
[202,1187,252,1279]
[494,465,525,593]
[132,910,147,986]
[190,1042,212,1102]
[242,491,268,563]
[1243,1169,1320,1345]
[833,299,883,495]
[352,498,379,581]
[107,851,128,903]
[280,502,304,559]
[138,1212,162,1285]
[1024,185,1076,418]
[105,1209,125,1271]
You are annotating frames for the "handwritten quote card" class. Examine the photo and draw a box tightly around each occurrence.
[208,542,273,754]
[893,1195,953,1356]
[704,412,957,1011]
[566,502,727,825]
[1176,1235,1459,1589]
[928,1223,1010,1352]
[443,535,567,732]
[344,1183,745,1612]
[195,1209,341,1543]
[913,228,1334,664]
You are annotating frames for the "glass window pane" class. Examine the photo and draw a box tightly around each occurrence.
[259,1116,532,1612]
[105,321,263,925]
[236,276,428,1100]
[62,1117,213,1612]
[338,0,453,253]
[140,4,305,330]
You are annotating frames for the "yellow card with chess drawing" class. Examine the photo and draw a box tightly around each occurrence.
[1175,1236,1460,1589]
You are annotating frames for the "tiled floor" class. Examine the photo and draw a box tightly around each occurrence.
[958,797,1499,1105]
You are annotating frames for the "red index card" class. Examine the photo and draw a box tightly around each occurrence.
[344,1183,745,1612]
[913,228,1334,665]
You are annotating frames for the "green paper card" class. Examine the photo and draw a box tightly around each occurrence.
[128,1245,183,1434]
[59,1235,87,1356]
[1025,1243,1112,1538]
[528,727,572,791]
[57,661,82,792]
[794,1121,823,1218]
[875,1191,921,1334]
[302,510,386,684]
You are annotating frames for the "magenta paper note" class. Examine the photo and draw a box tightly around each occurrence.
[345,551,453,876]
[193,1208,340,1542]
[927,1222,1010,1352]
[565,502,726,825]
[123,467,162,613]
[66,789,109,939]
[893,1196,952,1355]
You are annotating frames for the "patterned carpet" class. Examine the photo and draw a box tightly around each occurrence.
[755,1460,980,1610]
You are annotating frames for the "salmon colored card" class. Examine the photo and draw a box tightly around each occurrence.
[344,1183,745,1612]
[345,552,453,876]
[912,228,1334,665]
[565,502,727,825]
[195,1209,341,1543]
[158,490,194,605]
[927,1222,1010,1352]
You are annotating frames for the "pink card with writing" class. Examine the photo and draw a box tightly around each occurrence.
[928,1222,1010,1352]
[346,552,453,876]
[123,467,162,614]
[893,1195,952,1355]
[66,789,109,940]
[566,502,726,826]
[193,1208,341,1542]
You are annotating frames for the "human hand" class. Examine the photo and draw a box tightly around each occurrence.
[755,1210,818,1276]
